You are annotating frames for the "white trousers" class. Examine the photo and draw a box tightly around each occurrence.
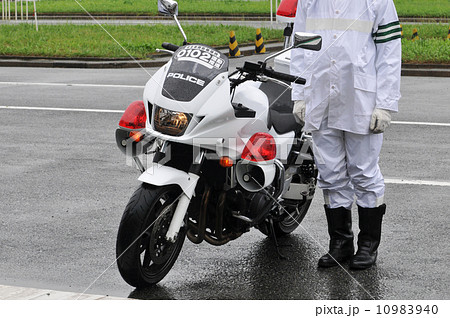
[311,117,385,209]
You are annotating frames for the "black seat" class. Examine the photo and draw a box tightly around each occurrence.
[259,80,302,135]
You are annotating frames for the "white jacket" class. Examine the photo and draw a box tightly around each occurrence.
[290,0,402,134]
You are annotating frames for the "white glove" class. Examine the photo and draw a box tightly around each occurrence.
[293,100,306,124]
[370,108,392,134]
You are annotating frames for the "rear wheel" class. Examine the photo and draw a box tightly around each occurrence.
[116,184,186,287]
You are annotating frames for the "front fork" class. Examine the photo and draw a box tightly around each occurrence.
[165,181,197,242]
[165,148,205,242]
[133,138,206,242]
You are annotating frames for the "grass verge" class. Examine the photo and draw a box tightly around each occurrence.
[16,0,450,18]
[394,0,450,18]
[401,24,450,64]
[0,23,448,63]
[0,24,284,58]
[15,0,272,15]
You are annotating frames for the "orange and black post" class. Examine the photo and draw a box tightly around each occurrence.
[412,28,419,41]
[229,31,241,57]
[255,28,266,54]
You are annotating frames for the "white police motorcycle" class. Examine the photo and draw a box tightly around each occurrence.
[115,0,322,287]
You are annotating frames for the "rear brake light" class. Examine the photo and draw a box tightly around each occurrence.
[276,0,298,18]
[241,132,276,162]
[119,100,146,129]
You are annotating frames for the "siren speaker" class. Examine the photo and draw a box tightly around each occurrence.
[236,161,276,192]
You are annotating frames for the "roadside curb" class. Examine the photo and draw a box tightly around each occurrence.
[401,64,450,77]
[1,42,449,77]
[0,284,128,300]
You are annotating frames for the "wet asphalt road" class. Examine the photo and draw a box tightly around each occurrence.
[0,57,449,300]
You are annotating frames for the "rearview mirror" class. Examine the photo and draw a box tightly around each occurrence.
[158,0,179,16]
[262,32,322,65]
[294,32,322,51]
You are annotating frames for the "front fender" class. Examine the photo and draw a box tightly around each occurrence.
[138,163,199,199]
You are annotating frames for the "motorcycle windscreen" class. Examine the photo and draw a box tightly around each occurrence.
[162,44,229,102]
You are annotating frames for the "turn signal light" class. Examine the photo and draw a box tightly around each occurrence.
[129,131,144,142]
[241,132,276,162]
[219,156,234,167]
[119,100,147,129]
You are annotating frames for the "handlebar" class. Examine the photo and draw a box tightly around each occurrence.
[162,42,180,52]
[262,68,306,85]
[237,62,306,85]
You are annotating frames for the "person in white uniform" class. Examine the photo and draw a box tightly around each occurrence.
[290,0,401,269]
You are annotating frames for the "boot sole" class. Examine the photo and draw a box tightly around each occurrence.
[318,255,352,268]
[349,262,375,270]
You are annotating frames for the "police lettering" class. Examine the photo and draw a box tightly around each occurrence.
[167,73,205,87]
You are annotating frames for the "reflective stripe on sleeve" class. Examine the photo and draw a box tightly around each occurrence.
[373,21,402,43]
[306,18,374,34]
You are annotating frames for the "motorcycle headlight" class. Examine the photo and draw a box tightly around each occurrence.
[153,105,192,136]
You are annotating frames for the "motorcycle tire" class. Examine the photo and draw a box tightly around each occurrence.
[116,183,186,287]
[258,198,313,237]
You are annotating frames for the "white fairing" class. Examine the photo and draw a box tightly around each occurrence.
[143,60,276,160]
[141,44,299,174]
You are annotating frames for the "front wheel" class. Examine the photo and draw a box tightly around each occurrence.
[116,184,186,287]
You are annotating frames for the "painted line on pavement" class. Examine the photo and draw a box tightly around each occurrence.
[1,105,449,188]
[0,284,128,300]
[1,106,450,128]
[0,81,144,89]
[0,106,124,113]
[385,178,450,187]
[391,121,450,127]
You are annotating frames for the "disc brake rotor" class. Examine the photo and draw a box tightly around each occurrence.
[149,207,176,265]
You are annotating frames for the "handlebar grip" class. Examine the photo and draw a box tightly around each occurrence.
[162,42,180,52]
[263,68,306,85]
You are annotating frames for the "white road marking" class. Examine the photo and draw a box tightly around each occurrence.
[0,81,144,89]
[0,106,124,113]
[4,104,449,186]
[385,178,450,187]
[1,106,449,128]
[0,284,127,300]
[391,121,450,127]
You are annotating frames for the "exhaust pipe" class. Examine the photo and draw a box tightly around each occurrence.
[236,161,276,192]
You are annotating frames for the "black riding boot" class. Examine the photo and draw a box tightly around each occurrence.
[350,204,386,270]
[318,206,354,268]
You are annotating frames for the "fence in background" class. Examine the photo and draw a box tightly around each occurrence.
[1,0,39,30]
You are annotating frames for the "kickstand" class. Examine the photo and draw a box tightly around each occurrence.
[268,218,288,260]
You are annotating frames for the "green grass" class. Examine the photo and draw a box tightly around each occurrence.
[0,24,450,64]
[31,0,272,15]
[0,24,283,58]
[401,24,450,63]
[21,0,450,17]
[1,24,448,63]
[394,0,450,18]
